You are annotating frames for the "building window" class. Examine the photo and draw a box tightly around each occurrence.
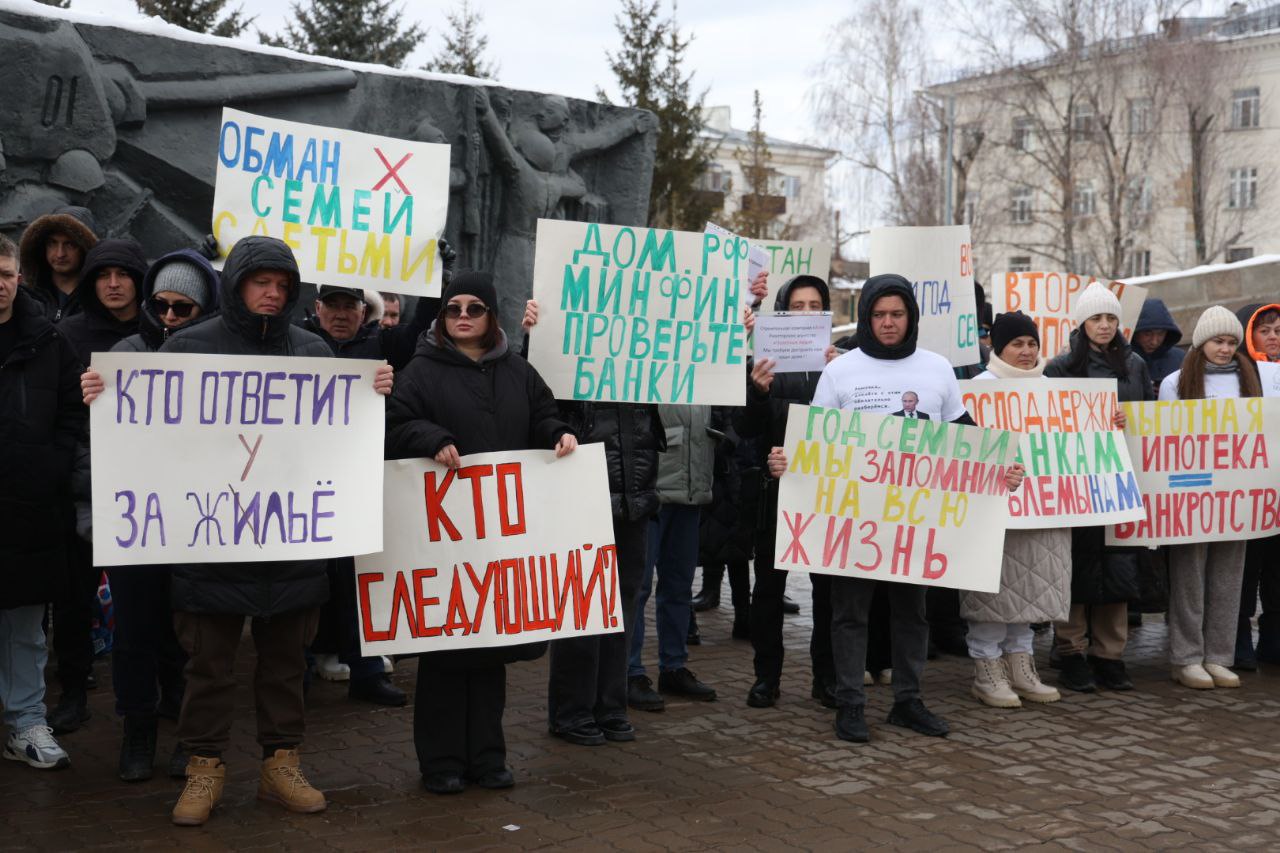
[1073,181,1097,217]
[1228,167,1258,209]
[1069,251,1092,275]
[1231,87,1261,129]
[1071,102,1095,140]
[1008,256,1032,272]
[963,191,980,225]
[1126,176,1154,220]
[1012,116,1036,152]
[1227,246,1255,262]
[1128,98,1153,134]
[1126,249,1151,277]
[779,175,802,199]
[697,165,727,193]
[1011,188,1032,224]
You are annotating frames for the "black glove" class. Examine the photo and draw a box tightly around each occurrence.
[439,237,458,286]
[196,233,220,261]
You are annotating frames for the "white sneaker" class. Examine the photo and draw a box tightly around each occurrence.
[863,670,873,685]
[381,656,394,674]
[1172,664,1215,689]
[4,726,70,770]
[876,669,893,686]
[313,654,350,682]
[1203,663,1241,688]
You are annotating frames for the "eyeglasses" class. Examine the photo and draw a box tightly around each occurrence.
[445,302,489,319]
[150,297,197,319]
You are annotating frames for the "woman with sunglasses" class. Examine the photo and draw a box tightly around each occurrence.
[386,271,577,795]
[76,250,219,783]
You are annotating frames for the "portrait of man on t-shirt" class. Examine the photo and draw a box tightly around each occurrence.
[892,391,930,420]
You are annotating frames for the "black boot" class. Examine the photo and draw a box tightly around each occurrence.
[1236,614,1259,671]
[168,741,190,779]
[118,715,158,782]
[1258,613,1280,665]
[48,689,90,735]
[692,566,724,612]
[731,608,751,640]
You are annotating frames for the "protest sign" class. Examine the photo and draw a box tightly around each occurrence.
[527,219,750,405]
[959,378,1145,528]
[90,352,384,566]
[870,225,978,367]
[990,272,1148,358]
[754,312,832,373]
[754,238,835,311]
[706,222,770,283]
[774,404,1020,593]
[1108,398,1280,546]
[355,443,621,656]
[211,108,450,298]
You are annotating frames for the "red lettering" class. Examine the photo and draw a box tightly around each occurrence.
[423,470,461,542]
[496,462,527,535]
[357,572,391,643]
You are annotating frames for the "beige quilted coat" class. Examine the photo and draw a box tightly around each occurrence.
[958,357,1072,624]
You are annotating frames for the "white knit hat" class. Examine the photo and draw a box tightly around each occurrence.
[1191,305,1245,349]
[1072,282,1124,324]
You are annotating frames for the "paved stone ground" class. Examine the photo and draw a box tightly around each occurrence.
[5,578,1280,851]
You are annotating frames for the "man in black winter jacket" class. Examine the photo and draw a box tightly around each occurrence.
[0,234,84,770]
[151,236,392,827]
[45,238,148,735]
[737,275,838,710]
[17,205,99,321]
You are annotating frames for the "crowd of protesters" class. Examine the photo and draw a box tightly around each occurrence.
[2,204,1278,827]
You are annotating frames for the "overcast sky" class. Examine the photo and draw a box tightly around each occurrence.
[82,0,840,146]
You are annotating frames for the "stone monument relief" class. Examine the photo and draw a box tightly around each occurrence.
[0,5,657,331]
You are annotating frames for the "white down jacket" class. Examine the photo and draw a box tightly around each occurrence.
[958,356,1072,624]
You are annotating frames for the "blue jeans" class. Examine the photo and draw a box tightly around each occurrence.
[0,605,49,732]
[628,505,700,677]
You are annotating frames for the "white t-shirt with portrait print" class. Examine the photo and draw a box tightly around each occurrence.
[811,347,967,420]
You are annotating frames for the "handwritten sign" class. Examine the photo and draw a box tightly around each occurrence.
[90,352,384,566]
[1107,398,1280,546]
[960,378,1145,528]
[527,219,749,405]
[775,405,1019,592]
[706,222,770,283]
[990,272,1148,358]
[754,312,832,373]
[754,238,835,311]
[870,225,978,367]
[355,444,621,655]
[211,108,450,298]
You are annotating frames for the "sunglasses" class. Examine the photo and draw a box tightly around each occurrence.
[150,297,197,319]
[445,302,489,319]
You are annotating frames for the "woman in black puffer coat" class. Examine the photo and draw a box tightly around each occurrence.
[1044,284,1153,693]
[386,273,575,794]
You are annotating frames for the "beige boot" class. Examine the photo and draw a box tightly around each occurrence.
[1204,663,1240,688]
[971,657,1021,708]
[1172,664,1215,689]
[258,748,327,813]
[172,756,225,826]
[1004,652,1061,703]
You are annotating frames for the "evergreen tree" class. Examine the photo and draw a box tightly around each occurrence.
[264,0,426,69]
[732,91,787,239]
[601,0,714,230]
[423,0,498,79]
[136,0,253,38]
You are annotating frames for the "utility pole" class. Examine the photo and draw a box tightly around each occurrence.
[944,94,955,224]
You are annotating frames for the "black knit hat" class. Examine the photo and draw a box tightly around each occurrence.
[441,271,498,315]
[991,311,1040,358]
